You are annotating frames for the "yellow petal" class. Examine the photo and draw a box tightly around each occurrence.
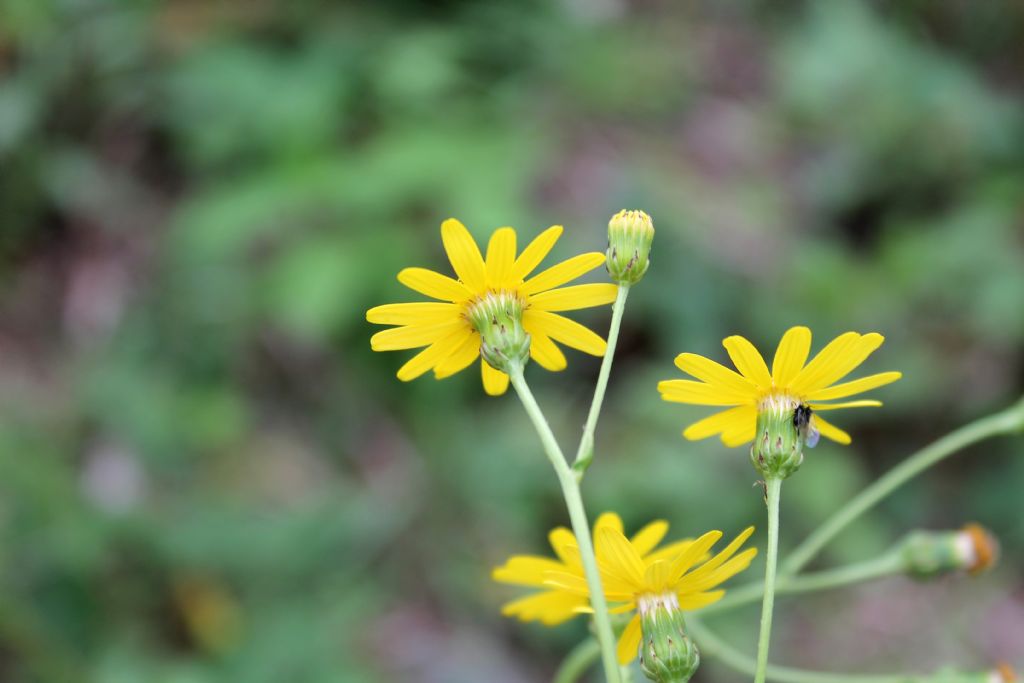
[521,252,606,295]
[366,302,459,326]
[771,326,812,387]
[668,530,723,582]
[683,405,757,441]
[530,283,619,312]
[542,570,591,596]
[396,328,468,381]
[524,310,606,356]
[616,614,643,665]
[397,267,471,302]
[594,512,625,535]
[492,555,569,586]
[812,414,851,444]
[595,528,645,586]
[658,380,749,406]
[678,590,725,610]
[481,360,510,396]
[673,353,759,398]
[511,225,562,282]
[370,319,466,351]
[501,590,587,626]
[433,331,480,379]
[485,227,517,288]
[527,331,567,371]
[630,520,669,557]
[679,529,756,589]
[803,371,902,401]
[808,400,882,410]
[644,539,698,566]
[790,332,884,394]
[722,335,773,387]
[441,218,486,291]
[682,549,758,592]
[643,558,672,589]
[721,416,757,447]
[549,528,582,568]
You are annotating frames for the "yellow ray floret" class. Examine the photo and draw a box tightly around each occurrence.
[366,219,617,396]
[658,326,902,446]
[492,513,756,665]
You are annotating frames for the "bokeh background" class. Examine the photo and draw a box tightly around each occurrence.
[1,0,1022,681]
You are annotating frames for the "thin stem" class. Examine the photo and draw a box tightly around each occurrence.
[573,285,629,478]
[554,638,601,683]
[508,364,622,683]
[782,397,1024,576]
[701,551,904,615]
[688,618,987,683]
[754,477,782,683]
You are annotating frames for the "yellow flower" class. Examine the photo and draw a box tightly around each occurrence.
[492,513,756,665]
[366,219,618,396]
[658,326,901,446]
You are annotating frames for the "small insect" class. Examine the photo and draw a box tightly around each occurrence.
[793,404,820,448]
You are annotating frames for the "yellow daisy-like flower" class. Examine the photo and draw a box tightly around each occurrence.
[492,512,756,665]
[366,219,618,396]
[658,326,902,446]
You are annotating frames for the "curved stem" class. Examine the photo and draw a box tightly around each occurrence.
[508,364,622,683]
[782,397,1024,576]
[573,285,629,479]
[554,638,601,683]
[701,551,903,615]
[688,618,987,683]
[754,477,782,683]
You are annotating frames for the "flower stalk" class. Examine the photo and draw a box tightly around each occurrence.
[754,476,783,683]
[782,395,1024,576]
[573,284,630,478]
[507,361,622,683]
[689,617,1000,683]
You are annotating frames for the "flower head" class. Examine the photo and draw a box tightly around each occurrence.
[658,326,901,447]
[492,512,755,666]
[366,219,617,395]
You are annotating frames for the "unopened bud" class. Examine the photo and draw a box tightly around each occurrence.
[899,524,999,580]
[750,397,806,479]
[466,291,530,373]
[606,209,654,285]
[637,593,699,683]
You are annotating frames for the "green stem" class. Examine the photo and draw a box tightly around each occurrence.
[701,551,903,615]
[554,638,601,683]
[508,364,622,683]
[688,618,988,683]
[782,397,1024,576]
[754,477,782,683]
[573,285,629,478]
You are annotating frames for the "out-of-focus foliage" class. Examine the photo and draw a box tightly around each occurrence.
[0,1,1022,681]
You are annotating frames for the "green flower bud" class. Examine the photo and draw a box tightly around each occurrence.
[899,524,999,580]
[607,209,654,285]
[638,594,699,683]
[750,397,807,479]
[466,291,530,373]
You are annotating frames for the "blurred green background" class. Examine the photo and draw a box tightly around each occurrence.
[0,0,1022,681]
